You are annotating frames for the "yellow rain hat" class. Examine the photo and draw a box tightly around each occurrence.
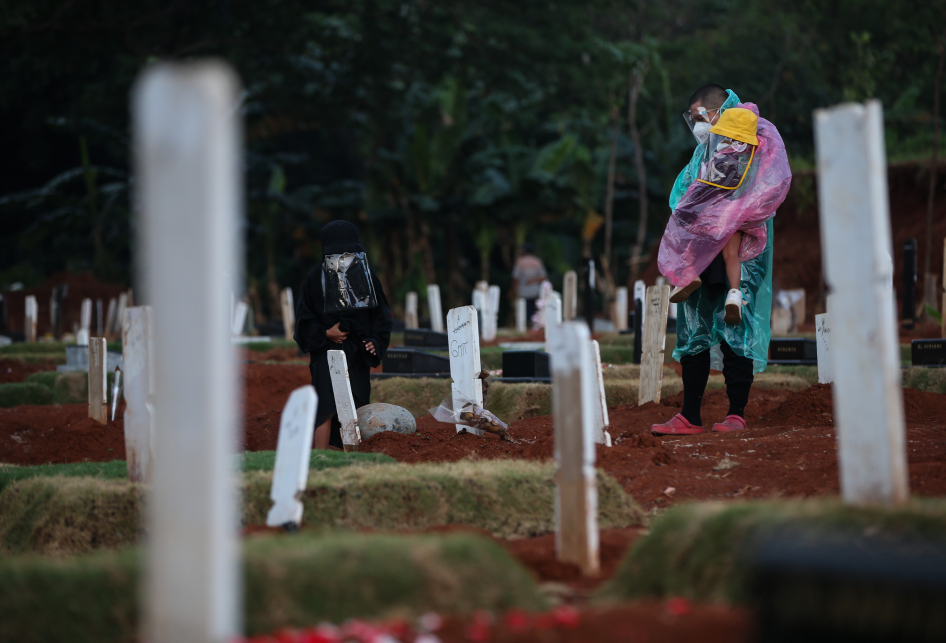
[709,107,759,146]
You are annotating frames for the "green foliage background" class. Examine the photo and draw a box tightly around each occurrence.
[1,0,943,319]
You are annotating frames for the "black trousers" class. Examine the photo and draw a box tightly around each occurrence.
[680,341,754,426]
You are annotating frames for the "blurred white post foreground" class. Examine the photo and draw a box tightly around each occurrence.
[447,306,483,436]
[549,322,599,576]
[427,285,444,332]
[134,61,242,643]
[122,306,155,483]
[814,100,908,506]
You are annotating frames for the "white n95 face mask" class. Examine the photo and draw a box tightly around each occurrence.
[692,121,712,145]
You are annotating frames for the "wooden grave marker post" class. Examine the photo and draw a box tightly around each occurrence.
[80,298,92,334]
[589,339,611,446]
[88,337,108,424]
[114,292,128,336]
[614,287,628,331]
[447,306,483,436]
[814,99,908,506]
[563,270,578,321]
[516,297,527,333]
[134,60,242,643]
[24,295,37,342]
[280,288,295,341]
[815,312,833,384]
[638,285,671,405]
[544,292,562,344]
[482,285,500,342]
[405,291,419,329]
[427,284,444,332]
[123,306,156,483]
[104,297,117,338]
[549,322,599,576]
[328,349,362,449]
[266,385,318,528]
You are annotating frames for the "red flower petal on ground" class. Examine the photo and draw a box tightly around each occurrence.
[666,596,692,617]
[551,605,581,628]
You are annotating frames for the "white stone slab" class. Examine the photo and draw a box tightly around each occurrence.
[447,306,483,436]
[134,60,242,643]
[563,271,578,321]
[266,385,318,528]
[816,312,833,385]
[427,284,444,332]
[122,306,155,484]
[76,329,89,347]
[814,99,908,506]
[328,349,361,448]
[549,322,599,576]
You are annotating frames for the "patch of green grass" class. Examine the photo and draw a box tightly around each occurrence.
[0,532,548,643]
[371,376,452,417]
[243,339,299,352]
[1,460,645,555]
[902,366,946,395]
[0,382,56,407]
[0,370,125,407]
[0,451,394,495]
[0,341,120,356]
[597,498,946,605]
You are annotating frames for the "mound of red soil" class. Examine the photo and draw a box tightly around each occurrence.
[0,404,126,465]
[758,383,946,427]
[242,362,310,417]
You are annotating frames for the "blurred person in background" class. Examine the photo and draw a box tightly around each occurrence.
[512,242,547,328]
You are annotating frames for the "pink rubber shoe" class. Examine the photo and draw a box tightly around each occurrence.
[712,414,747,432]
[651,414,705,436]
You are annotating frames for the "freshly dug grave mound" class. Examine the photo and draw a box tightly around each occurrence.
[0,460,644,555]
[0,532,547,643]
[0,358,58,384]
[599,497,946,605]
[0,404,126,465]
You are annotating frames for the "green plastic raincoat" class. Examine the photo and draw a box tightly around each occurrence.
[669,89,775,373]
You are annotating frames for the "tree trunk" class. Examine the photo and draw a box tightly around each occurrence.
[923,33,946,318]
[604,104,619,291]
[627,63,650,287]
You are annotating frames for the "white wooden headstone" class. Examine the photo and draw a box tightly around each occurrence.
[472,281,488,337]
[114,292,128,336]
[88,337,108,424]
[266,386,318,528]
[482,285,500,342]
[614,287,628,331]
[328,350,361,448]
[814,99,908,506]
[563,270,578,321]
[589,339,610,445]
[123,306,155,483]
[280,287,295,341]
[231,300,248,336]
[24,295,37,342]
[76,329,90,347]
[638,285,671,405]
[405,291,419,329]
[549,322,599,576]
[544,293,562,344]
[815,312,833,385]
[427,284,444,332]
[80,298,93,334]
[135,61,241,643]
[447,306,483,436]
[105,297,117,337]
[515,297,527,333]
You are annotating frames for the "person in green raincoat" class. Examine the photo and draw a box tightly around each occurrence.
[652,84,790,436]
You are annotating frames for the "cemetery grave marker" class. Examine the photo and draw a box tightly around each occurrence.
[80,298,92,334]
[96,298,104,335]
[614,287,628,331]
[122,306,155,484]
[638,285,671,405]
[589,339,611,446]
[24,295,37,342]
[266,385,318,528]
[328,349,361,449]
[231,299,248,336]
[427,284,444,332]
[114,292,128,336]
[105,297,118,338]
[280,287,295,341]
[405,291,419,329]
[549,322,600,576]
[482,285,500,342]
[447,306,484,436]
[814,99,908,506]
[816,312,833,384]
[134,60,242,643]
[633,280,646,327]
[88,337,108,424]
[563,270,578,321]
[516,297,527,333]
[544,292,562,344]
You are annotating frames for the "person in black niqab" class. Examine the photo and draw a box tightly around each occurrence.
[293,221,392,449]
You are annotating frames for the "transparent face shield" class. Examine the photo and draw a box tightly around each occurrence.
[697,134,756,190]
[321,252,378,312]
[682,107,720,141]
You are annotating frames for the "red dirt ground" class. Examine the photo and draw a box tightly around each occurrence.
[0,358,58,383]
